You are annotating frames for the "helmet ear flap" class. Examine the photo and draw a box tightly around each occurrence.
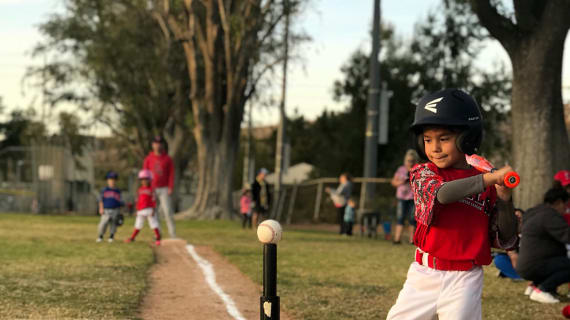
[456,128,482,155]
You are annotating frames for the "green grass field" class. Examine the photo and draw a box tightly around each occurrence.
[0,213,567,319]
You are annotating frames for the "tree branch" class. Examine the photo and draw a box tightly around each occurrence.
[513,0,541,32]
[469,0,518,53]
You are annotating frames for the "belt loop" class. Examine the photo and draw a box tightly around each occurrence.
[432,256,437,269]
[422,251,429,266]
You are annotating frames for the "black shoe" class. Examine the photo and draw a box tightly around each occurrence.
[392,241,402,245]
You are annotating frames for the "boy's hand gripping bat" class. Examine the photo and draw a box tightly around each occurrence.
[465,154,520,188]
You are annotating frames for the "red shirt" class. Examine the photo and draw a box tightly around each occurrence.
[143,152,174,190]
[137,186,156,210]
[411,162,514,266]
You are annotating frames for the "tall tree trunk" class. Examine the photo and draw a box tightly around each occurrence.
[510,32,570,209]
[469,0,570,210]
[156,0,297,219]
[179,100,242,219]
[165,116,194,213]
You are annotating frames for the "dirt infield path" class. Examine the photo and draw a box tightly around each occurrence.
[140,239,291,320]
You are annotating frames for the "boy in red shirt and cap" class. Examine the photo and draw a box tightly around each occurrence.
[386,89,519,320]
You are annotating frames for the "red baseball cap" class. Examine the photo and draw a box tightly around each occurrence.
[554,170,570,186]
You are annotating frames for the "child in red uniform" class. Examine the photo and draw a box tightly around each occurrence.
[125,169,161,245]
[387,89,519,320]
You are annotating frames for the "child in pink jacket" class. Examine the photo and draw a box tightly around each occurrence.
[240,189,252,229]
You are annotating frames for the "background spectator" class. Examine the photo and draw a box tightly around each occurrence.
[390,149,419,244]
[326,173,353,235]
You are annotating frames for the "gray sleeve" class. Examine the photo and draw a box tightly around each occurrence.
[436,175,485,204]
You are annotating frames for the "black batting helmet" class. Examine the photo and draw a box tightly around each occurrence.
[410,88,483,159]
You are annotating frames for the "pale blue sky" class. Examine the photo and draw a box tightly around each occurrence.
[0,0,569,134]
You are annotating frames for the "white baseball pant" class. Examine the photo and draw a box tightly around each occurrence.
[155,187,176,238]
[386,262,483,320]
[135,208,159,230]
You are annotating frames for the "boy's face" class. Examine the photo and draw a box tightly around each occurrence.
[107,178,116,187]
[141,178,150,186]
[422,127,466,169]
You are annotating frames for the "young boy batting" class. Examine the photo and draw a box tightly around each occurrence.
[386,89,519,320]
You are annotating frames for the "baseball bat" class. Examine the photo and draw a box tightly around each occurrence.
[465,154,520,188]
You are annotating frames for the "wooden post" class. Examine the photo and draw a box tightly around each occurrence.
[359,180,367,236]
[285,184,298,225]
[275,188,287,221]
[313,182,323,222]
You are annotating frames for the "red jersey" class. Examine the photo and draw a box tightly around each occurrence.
[411,162,515,266]
[143,152,174,191]
[137,186,156,210]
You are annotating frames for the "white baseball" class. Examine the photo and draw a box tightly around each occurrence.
[257,220,282,244]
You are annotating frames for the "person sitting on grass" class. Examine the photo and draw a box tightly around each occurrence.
[125,169,161,246]
[96,171,123,243]
[516,187,570,304]
[343,198,357,236]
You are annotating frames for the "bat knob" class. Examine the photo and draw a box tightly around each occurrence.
[504,172,520,188]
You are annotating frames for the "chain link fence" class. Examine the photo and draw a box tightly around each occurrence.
[0,146,97,214]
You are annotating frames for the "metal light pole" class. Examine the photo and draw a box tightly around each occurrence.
[243,103,253,188]
[361,0,382,210]
[273,0,290,218]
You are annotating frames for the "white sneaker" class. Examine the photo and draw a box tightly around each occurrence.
[96,238,103,243]
[530,288,560,303]
[524,285,535,296]
[108,238,114,243]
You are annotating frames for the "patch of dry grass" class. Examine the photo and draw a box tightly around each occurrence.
[0,214,154,319]
[176,220,569,320]
[1,215,567,319]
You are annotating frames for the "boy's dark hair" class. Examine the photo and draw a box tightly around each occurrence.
[543,187,569,204]
[342,172,353,181]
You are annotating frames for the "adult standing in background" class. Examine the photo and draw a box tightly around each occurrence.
[143,136,176,238]
[251,168,271,227]
[326,173,353,235]
[390,149,420,244]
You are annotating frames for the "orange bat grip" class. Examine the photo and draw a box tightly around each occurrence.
[504,171,520,188]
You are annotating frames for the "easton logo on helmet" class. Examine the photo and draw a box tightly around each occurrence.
[424,97,443,113]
